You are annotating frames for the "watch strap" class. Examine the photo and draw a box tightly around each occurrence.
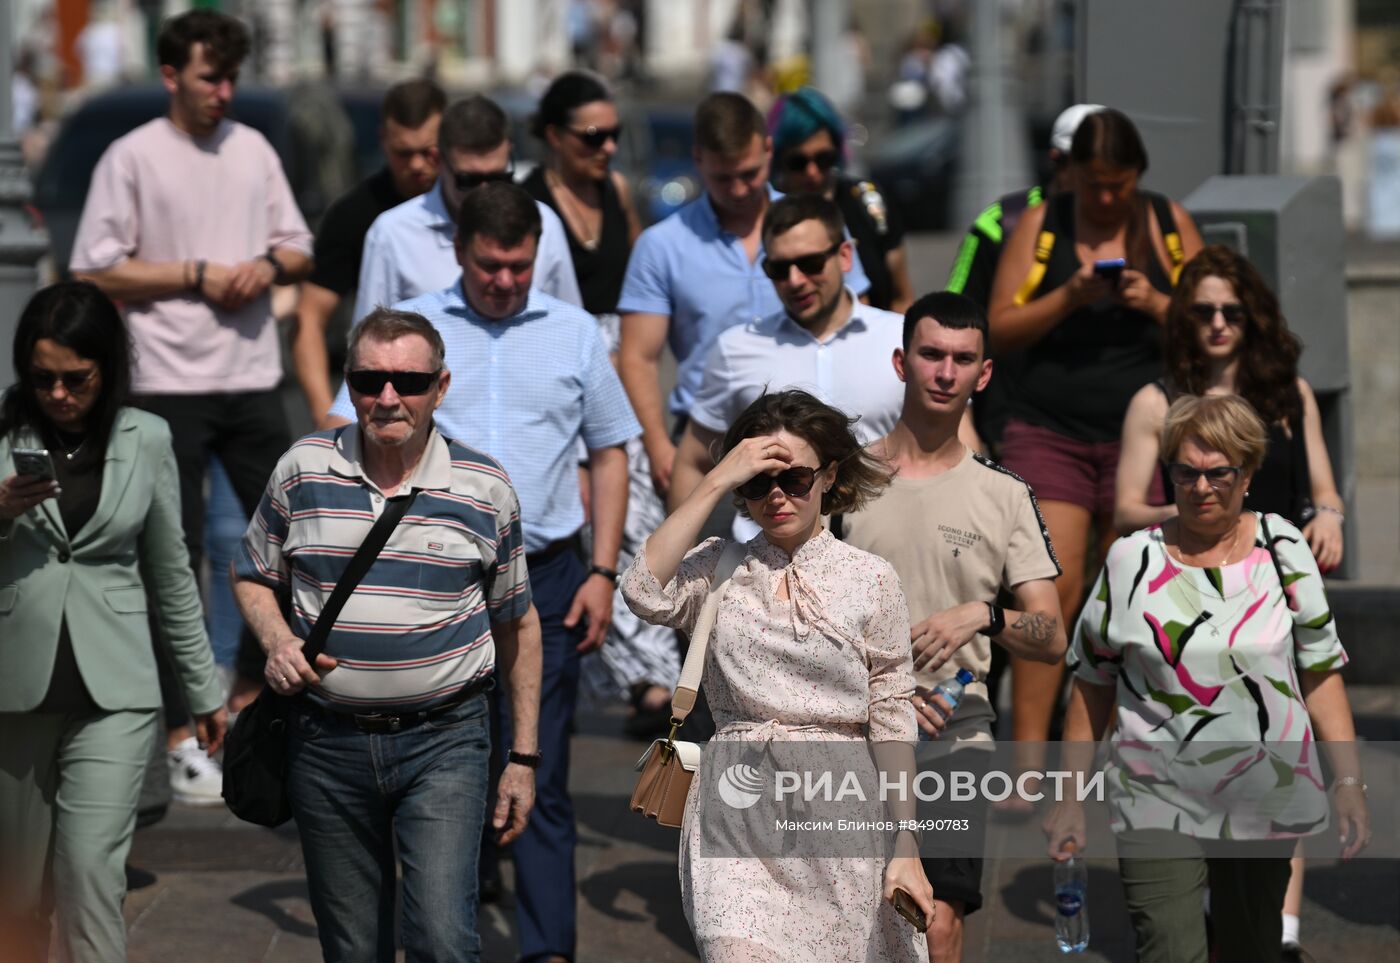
[508,750,543,769]
[985,601,1006,637]
[588,564,619,583]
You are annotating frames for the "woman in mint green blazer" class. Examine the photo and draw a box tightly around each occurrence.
[0,282,226,963]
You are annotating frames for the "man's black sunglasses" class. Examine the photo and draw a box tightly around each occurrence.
[565,125,622,149]
[30,368,97,392]
[735,466,818,501]
[453,163,516,193]
[346,369,441,397]
[783,149,839,174]
[762,242,841,281]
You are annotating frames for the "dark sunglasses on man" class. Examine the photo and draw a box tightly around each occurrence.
[346,369,441,397]
[762,243,841,281]
[783,149,839,174]
[564,125,622,149]
[735,466,819,501]
[453,161,516,193]
[30,368,97,393]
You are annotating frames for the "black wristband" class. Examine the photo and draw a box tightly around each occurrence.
[260,250,286,284]
[508,750,543,769]
[985,601,1006,637]
[588,564,619,584]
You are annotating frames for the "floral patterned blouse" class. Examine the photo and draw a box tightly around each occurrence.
[1069,512,1347,839]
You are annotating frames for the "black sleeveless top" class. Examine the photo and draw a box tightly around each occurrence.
[1003,190,1176,443]
[523,167,631,315]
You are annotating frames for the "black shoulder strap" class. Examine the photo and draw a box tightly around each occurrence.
[302,490,417,662]
[1146,190,1186,281]
[1258,512,1288,591]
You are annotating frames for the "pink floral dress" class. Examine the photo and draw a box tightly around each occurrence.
[621,531,928,963]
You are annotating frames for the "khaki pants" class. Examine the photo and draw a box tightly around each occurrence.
[1117,830,1293,963]
[0,710,156,963]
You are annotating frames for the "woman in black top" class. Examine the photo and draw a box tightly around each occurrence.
[523,71,642,326]
[1115,245,1345,568]
[986,108,1203,806]
[767,86,915,313]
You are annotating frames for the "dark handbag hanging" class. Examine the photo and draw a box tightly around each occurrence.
[222,490,418,826]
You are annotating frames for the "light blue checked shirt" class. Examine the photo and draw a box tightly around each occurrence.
[330,284,640,553]
[617,186,870,416]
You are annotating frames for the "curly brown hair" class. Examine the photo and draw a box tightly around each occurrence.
[720,390,892,518]
[1163,245,1302,426]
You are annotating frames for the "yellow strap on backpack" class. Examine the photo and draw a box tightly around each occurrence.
[1165,230,1185,284]
[1013,230,1056,306]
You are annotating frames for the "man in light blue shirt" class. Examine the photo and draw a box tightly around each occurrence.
[616,92,869,499]
[353,95,582,326]
[331,183,637,962]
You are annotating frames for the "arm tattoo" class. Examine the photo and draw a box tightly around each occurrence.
[1011,610,1058,645]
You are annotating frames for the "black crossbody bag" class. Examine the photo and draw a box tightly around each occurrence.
[222,490,418,827]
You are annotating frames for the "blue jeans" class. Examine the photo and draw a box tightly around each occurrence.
[203,455,246,668]
[287,693,492,962]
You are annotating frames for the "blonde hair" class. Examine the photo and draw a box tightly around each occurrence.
[1160,394,1268,474]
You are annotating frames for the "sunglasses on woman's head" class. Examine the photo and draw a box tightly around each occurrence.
[762,243,841,281]
[783,149,839,174]
[566,125,622,149]
[345,369,441,397]
[1187,302,1247,326]
[31,368,96,392]
[1166,463,1242,490]
[735,466,818,501]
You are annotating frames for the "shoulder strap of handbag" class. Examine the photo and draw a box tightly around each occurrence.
[669,540,747,724]
[1258,512,1289,593]
[301,489,418,663]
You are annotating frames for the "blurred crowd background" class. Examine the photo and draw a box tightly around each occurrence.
[9,0,1400,241]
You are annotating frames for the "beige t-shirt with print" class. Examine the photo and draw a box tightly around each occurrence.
[841,448,1061,743]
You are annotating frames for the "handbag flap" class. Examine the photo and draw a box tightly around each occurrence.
[634,738,702,772]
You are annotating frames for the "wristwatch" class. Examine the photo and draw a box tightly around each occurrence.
[508,750,543,769]
[588,564,620,584]
[985,602,1006,637]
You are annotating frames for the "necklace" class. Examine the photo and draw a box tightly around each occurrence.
[1164,520,1260,636]
[1174,519,1242,569]
[547,168,600,251]
[56,434,87,461]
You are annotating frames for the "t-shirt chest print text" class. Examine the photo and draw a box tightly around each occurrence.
[937,524,982,558]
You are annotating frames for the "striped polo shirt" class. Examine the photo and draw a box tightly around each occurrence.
[235,425,531,712]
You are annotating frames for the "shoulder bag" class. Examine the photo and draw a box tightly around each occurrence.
[222,489,418,827]
[630,541,746,828]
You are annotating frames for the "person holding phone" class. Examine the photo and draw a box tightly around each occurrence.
[986,108,1203,811]
[0,282,226,963]
[620,389,933,962]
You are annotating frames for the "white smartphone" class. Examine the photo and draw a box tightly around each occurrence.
[13,447,57,482]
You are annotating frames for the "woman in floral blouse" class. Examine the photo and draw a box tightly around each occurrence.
[1044,394,1368,963]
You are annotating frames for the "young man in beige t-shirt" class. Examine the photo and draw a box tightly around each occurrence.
[838,291,1067,963]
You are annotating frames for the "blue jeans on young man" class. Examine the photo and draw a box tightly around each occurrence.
[492,547,586,962]
[287,692,492,962]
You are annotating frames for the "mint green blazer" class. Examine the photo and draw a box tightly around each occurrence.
[0,407,221,714]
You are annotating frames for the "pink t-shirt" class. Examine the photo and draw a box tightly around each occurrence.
[71,118,313,394]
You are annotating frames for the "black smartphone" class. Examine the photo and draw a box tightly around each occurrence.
[892,887,929,933]
[1093,258,1126,284]
[12,448,57,482]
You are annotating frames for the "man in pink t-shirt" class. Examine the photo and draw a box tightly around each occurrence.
[71,10,312,802]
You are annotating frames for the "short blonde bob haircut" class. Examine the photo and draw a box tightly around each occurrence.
[1160,394,1268,475]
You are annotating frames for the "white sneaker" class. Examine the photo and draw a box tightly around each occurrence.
[167,736,225,806]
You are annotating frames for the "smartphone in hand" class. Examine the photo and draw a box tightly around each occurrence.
[12,448,57,482]
[1092,258,1125,285]
[892,887,929,933]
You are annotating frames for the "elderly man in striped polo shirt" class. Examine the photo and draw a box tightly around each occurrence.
[233,308,543,962]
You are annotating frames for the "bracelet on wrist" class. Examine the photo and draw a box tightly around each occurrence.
[589,564,619,584]
[1317,505,1345,522]
[194,259,207,294]
[1331,775,1367,796]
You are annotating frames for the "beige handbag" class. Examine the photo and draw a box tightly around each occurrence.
[630,542,746,828]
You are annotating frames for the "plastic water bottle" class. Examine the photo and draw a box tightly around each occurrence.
[918,668,975,741]
[1054,843,1090,953]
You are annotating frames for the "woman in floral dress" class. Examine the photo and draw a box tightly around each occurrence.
[620,390,932,962]
[1045,394,1369,963]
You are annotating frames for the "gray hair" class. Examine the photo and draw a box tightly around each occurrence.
[346,308,445,372]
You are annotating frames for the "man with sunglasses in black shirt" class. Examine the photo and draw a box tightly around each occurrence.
[352,95,582,338]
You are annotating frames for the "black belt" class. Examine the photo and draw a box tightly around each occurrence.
[526,532,581,567]
[303,676,493,734]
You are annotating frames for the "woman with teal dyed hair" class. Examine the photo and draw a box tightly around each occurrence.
[767,87,915,312]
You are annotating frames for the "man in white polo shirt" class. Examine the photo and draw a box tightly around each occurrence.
[668,193,903,520]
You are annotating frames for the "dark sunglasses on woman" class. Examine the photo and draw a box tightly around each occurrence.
[783,149,839,174]
[1187,302,1247,326]
[30,368,97,392]
[1166,463,1242,490]
[345,369,441,397]
[761,243,841,281]
[566,125,622,149]
[736,466,818,501]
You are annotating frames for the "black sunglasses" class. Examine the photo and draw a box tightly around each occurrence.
[31,368,97,392]
[762,242,841,281]
[565,125,622,149]
[1166,463,1243,490]
[735,466,818,501]
[452,163,516,193]
[783,149,839,174]
[1187,302,1247,326]
[346,369,441,397]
